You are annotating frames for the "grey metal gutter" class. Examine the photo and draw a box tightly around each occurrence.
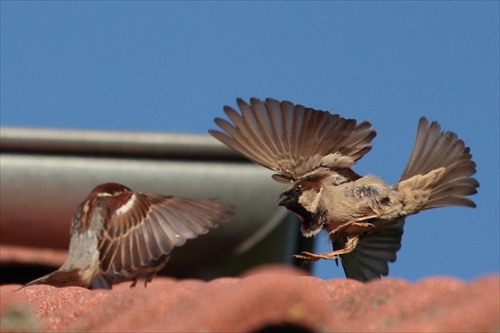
[0,127,240,158]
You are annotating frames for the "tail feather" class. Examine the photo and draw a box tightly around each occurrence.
[432,180,479,198]
[435,160,476,186]
[398,117,478,212]
[425,195,476,209]
[23,269,87,288]
[401,119,442,178]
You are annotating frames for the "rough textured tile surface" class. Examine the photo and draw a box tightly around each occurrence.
[1,265,498,332]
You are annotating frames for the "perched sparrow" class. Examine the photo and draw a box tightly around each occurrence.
[210,97,478,282]
[23,182,233,289]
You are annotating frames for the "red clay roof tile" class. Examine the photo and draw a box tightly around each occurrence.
[1,265,498,332]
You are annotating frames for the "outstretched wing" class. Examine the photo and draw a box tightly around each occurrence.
[339,218,405,282]
[209,97,376,182]
[98,192,232,276]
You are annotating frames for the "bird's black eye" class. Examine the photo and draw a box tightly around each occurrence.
[294,185,302,194]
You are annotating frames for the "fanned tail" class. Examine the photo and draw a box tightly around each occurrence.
[397,117,478,214]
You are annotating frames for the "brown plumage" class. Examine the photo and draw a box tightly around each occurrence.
[23,183,233,289]
[210,97,478,282]
[210,97,375,184]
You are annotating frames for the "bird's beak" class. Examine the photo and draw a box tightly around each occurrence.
[277,193,294,206]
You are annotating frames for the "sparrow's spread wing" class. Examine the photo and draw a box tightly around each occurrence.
[209,98,376,182]
[339,218,405,282]
[98,192,232,276]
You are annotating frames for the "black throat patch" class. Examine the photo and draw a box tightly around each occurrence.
[286,201,328,234]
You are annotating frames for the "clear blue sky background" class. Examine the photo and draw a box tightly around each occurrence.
[1,2,498,282]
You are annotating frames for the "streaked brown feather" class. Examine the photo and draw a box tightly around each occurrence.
[98,192,232,276]
[23,269,89,288]
[141,217,169,261]
[210,97,376,181]
[399,117,479,211]
[339,219,405,282]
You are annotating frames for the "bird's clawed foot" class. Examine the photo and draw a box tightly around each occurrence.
[144,273,155,288]
[293,251,340,263]
[328,219,377,236]
[293,236,360,263]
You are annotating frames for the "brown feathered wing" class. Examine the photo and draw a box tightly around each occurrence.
[98,193,232,278]
[209,97,376,182]
[339,218,405,282]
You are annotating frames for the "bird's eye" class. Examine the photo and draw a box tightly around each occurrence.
[294,186,302,194]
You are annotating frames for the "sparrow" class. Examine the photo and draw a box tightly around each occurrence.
[209,97,479,282]
[23,182,233,289]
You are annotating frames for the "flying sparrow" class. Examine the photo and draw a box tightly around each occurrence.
[23,182,233,289]
[209,97,478,282]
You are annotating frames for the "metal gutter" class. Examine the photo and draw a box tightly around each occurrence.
[0,127,241,158]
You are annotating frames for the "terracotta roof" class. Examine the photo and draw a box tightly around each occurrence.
[1,265,498,332]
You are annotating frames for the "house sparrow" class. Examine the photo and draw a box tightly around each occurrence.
[23,182,233,289]
[209,97,478,281]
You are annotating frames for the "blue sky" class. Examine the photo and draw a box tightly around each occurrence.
[1,1,498,282]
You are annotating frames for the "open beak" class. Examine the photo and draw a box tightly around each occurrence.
[277,193,294,206]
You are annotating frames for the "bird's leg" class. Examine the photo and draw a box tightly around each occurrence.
[327,215,378,235]
[349,215,377,228]
[293,252,338,262]
[294,237,359,262]
[130,278,138,288]
[294,215,377,263]
[144,272,156,287]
